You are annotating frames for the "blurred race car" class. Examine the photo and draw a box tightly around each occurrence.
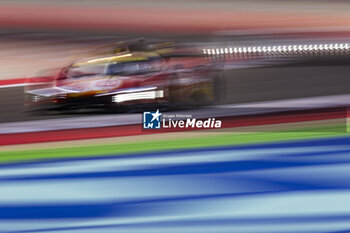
[25,40,223,112]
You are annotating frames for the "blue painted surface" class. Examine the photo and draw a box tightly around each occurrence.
[1,136,350,232]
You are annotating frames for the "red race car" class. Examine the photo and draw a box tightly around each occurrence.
[25,40,223,112]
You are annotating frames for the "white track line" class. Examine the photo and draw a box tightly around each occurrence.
[0,82,51,89]
[0,83,26,88]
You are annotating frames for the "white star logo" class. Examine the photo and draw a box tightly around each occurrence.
[151,109,162,122]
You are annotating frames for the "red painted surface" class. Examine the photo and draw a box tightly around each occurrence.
[0,108,345,146]
[0,78,26,86]
[0,77,52,87]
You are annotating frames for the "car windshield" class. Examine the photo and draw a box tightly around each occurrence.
[107,62,154,75]
[66,59,160,78]
[67,64,106,78]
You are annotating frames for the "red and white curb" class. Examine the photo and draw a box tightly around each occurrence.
[0,77,51,89]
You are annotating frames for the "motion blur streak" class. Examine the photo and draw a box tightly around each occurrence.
[204,43,350,57]
[1,136,350,232]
